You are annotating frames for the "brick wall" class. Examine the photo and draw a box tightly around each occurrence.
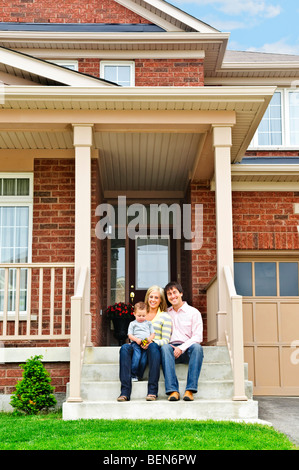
[233,191,299,250]
[135,59,204,86]
[0,362,69,395]
[0,0,150,23]
[78,58,205,86]
[189,185,217,343]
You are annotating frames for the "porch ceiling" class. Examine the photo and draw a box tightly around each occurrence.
[95,131,204,193]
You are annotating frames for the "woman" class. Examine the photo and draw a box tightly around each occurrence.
[117,285,172,402]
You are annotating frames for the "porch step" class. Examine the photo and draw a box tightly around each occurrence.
[63,346,258,421]
[63,399,259,421]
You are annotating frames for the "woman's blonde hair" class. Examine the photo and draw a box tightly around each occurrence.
[144,285,168,312]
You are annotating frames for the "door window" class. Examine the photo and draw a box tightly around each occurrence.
[136,236,170,290]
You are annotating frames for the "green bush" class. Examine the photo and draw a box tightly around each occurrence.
[10,355,57,415]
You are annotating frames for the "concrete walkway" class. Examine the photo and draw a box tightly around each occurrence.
[256,397,299,446]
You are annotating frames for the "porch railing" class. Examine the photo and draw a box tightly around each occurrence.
[67,267,91,402]
[0,263,74,341]
[206,267,247,401]
[223,265,247,401]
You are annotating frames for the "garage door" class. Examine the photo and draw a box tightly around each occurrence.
[235,259,299,396]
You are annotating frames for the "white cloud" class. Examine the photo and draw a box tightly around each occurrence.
[247,38,299,55]
[173,0,281,18]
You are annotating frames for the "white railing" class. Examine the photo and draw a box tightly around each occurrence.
[223,265,247,401]
[0,263,74,341]
[67,267,91,403]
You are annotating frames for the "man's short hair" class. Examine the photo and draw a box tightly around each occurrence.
[134,301,147,312]
[164,282,183,295]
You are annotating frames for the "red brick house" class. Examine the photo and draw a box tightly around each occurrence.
[0,0,298,420]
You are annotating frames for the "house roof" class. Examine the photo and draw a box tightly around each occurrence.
[224,50,299,64]
[0,22,165,33]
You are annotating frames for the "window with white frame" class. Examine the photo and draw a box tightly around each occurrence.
[251,89,299,148]
[100,61,135,86]
[0,174,33,313]
[49,60,78,71]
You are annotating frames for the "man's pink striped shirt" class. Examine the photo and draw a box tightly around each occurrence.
[168,301,203,352]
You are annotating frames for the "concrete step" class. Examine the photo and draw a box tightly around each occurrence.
[62,346,257,421]
[81,361,247,382]
[63,398,259,421]
[83,345,230,365]
[78,379,253,401]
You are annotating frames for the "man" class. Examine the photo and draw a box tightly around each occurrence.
[161,281,204,401]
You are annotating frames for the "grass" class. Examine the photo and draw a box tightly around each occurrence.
[0,411,298,450]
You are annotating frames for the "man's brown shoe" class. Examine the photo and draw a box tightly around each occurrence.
[183,391,194,401]
[168,392,180,401]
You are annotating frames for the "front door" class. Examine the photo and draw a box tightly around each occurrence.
[128,232,177,304]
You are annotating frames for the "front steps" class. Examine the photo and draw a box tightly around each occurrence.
[62,346,259,421]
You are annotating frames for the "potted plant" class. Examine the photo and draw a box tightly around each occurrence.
[106,302,134,345]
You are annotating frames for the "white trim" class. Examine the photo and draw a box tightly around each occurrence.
[115,0,183,32]
[0,346,70,363]
[117,0,218,33]
[230,181,299,191]
[100,60,135,87]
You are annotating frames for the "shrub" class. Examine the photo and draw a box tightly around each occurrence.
[10,355,57,415]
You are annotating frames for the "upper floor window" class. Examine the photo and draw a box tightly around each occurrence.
[100,61,135,87]
[251,89,299,148]
[50,60,78,71]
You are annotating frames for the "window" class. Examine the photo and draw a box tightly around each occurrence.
[0,174,33,313]
[100,61,135,86]
[50,60,78,71]
[234,260,299,297]
[136,236,170,289]
[251,89,299,148]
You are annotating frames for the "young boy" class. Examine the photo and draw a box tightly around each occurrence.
[128,301,155,381]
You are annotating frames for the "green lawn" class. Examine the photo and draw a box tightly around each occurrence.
[0,411,297,450]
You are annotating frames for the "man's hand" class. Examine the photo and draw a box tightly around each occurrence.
[171,345,183,358]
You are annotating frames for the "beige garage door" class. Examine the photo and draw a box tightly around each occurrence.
[243,299,299,395]
[235,259,299,396]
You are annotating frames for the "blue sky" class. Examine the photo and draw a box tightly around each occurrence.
[168,0,299,55]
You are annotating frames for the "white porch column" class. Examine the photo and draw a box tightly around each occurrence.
[73,124,93,303]
[213,125,234,344]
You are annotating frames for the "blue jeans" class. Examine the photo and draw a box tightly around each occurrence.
[161,342,204,395]
[119,341,162,399]
[131,342,146,378]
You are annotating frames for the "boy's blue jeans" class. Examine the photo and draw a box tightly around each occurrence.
[161,342,204,395]
[119,341,161,399]
[131,341,145,377]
